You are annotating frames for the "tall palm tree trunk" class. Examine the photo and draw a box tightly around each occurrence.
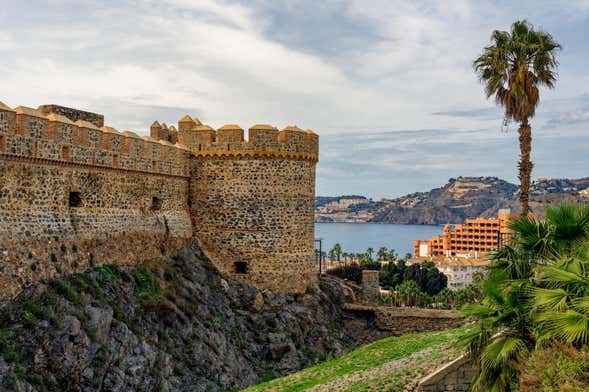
[518,118,533,216]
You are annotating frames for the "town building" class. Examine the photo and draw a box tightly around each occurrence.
[413,210,516,258]
[408,256,489,290]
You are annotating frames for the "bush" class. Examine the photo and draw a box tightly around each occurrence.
[48,279,79,304]
[326,264,363,284]
[518,344,589,392]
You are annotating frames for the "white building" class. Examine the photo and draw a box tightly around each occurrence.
[408,256,489,291]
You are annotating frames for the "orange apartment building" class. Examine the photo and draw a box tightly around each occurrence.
[413,209,517,258]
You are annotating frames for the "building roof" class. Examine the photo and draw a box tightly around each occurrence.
[409,256,490,267]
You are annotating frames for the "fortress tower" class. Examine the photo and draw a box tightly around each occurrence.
[0,102,318,299]
[178,119,319,292]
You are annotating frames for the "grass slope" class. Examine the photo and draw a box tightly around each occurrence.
[243,325,470,392]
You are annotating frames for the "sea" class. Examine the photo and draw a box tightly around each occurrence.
[314,222,444,257]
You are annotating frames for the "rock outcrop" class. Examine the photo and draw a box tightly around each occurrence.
[0,247,364,391]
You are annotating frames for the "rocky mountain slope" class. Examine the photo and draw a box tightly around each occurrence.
[0,247,376,392]
[316,176,589,224]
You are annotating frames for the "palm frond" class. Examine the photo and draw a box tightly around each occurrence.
[480,336,528,370]
[537,310,589,345]
[529,287,570,311]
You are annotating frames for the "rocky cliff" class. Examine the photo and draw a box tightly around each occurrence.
[316,176,589,224]
[0,247,375,392]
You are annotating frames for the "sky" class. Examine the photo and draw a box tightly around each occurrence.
[1,1,588,199]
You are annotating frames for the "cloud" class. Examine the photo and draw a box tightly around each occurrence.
[433,107,502,119]
[546,109,589,127]
[1,0,589,198]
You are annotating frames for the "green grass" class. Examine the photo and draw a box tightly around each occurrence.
[243,325,470,392]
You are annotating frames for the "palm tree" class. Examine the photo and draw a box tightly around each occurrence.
[474,20,560,215]
[387,248,398,261]
[333,243,342,261]
[531,255,589,346]
[462,204,589,391]
[377,246,388,261]
[366,247,374,260]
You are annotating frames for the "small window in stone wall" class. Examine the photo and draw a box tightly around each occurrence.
[234,261,248,274]
[150,196,162,211]
[69,192,82,207]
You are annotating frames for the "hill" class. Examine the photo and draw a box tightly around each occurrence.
[244,325,469,391]
[0,248,380,391]
[315,176,589,224]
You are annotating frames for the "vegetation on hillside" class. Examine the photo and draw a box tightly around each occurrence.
[462,204,589,391]
[325,247,481,309]
[244,325,471,392]
[474,20,560,215]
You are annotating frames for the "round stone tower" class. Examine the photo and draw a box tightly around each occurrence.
[180,118,319,293]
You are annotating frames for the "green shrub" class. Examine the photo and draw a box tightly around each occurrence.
[0,328,19,362]
[50,253,57,263]
[326,264,363,284]
[518,344,589,391]
[60,244,67,253]
[261,372,277,383]
[48,279,79,304]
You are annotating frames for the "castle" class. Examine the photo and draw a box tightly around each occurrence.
[0,102,318,300]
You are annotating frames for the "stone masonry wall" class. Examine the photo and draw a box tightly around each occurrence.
[0,102,320,299]
[361,270,380,303]
[190,157,317,293]
[0,157,192,299]
[181,119,319,293]
[38,104,105,128]
[417,354,476,392]
[342,304,464,336]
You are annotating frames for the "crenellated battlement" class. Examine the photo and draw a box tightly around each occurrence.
[0,102,190,177]
[175,116,319,162]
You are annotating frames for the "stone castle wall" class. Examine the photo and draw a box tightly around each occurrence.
[0,102,319,299]
[178,119,318,292]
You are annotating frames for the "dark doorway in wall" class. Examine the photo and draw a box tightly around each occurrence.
[150,196,162,211]
[69,192,82,207]
[234,261,248,274]
[0,134,5,153]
